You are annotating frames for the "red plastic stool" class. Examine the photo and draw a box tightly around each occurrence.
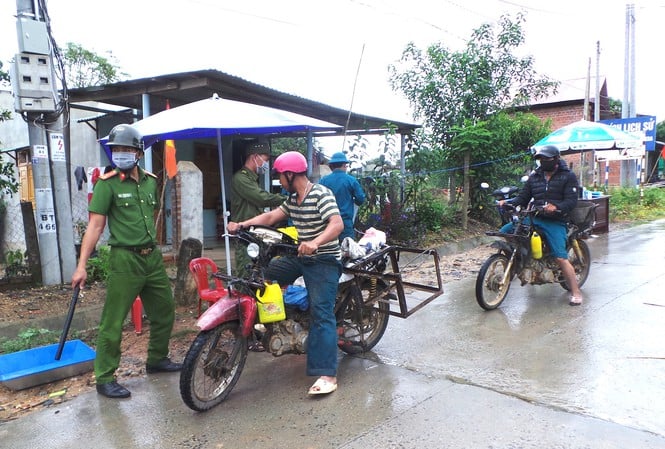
[131,297,143,334]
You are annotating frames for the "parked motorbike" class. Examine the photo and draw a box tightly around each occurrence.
[179,225,394,411]
[475,185,597,310]
[480,176,527,225]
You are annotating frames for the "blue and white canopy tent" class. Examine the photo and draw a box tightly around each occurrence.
[531,119,643,153]
[531,119,644,186]
[101,93,342,273]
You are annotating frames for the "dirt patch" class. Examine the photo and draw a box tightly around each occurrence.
[0,279,201,423]
[0,237,496,423]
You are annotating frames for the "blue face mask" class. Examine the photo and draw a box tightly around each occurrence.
[112,152,138,171]
[255,155,269,174]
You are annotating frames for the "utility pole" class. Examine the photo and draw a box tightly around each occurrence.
[10,0,75,284]
[621,3,637,187]
[594,41,600,122]
[593,41,601,187]
[581,57,591,186]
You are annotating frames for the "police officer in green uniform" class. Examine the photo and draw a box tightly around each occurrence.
[230,141,286,275]
[71,124,181,399]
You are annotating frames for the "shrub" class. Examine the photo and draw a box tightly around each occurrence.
[4,249,29,277]
[609,187,665,222]
[0,328,60,354]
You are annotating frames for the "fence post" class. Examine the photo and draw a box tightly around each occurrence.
[173,237,202,306]
[21,201,42,285]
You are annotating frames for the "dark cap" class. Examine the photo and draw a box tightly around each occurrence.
[247,142,270,155]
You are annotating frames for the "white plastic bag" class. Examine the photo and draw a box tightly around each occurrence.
[357,227,386,252]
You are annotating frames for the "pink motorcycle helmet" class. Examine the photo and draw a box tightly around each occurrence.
[273,151,307,174]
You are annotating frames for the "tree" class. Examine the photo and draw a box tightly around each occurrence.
[389,13,558,228]
[608,98,622,117]
[61,42,127,88]
[0,61,11,122]
[451,112,551,226]
[657,120,665,143]
[270,137,309,156]
[0,61,19,208]
[390,13,556,142]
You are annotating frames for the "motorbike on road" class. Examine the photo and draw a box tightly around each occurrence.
[480,178,526,226]
[475,184,597,310]
[179,225,443,411]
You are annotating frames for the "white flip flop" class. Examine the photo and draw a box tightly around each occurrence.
[308,377,337,395]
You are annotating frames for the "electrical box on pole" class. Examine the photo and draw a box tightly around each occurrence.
[9,0,73,285]
[16,16,50,54]
[11,53,57,112]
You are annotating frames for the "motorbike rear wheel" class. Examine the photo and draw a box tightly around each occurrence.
[476,253,512,310]
[561,239,591,290]
[337,279,392,354]
[179,321,248,412]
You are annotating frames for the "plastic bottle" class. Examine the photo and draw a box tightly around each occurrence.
[530,231,543,259]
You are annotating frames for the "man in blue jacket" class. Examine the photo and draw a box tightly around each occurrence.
[499,145,583,306]
[319,152,366,242]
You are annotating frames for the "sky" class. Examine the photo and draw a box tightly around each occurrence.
[1,0,663,139]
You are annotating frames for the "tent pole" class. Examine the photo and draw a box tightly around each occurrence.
[217,130,232,275]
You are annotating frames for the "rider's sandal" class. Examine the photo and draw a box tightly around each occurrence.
[569,294,583,306]
[308,377,337,395]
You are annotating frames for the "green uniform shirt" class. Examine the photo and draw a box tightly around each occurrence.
[230,167,285,222]
[88,168,159,247]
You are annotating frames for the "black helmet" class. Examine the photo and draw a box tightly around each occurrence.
[107,124,143,150]
[534,145,560,159]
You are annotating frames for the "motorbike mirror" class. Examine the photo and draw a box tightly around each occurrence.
[480,182,490,189]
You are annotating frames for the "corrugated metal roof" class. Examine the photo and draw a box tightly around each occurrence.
[531,76,607,106]
[67,69,419,136]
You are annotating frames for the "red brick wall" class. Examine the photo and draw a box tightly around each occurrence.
[530,102,587,130]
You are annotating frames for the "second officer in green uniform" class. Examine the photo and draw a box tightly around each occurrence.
[230,141,286,275]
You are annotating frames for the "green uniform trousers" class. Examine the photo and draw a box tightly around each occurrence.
[94,247,175,384]
[233,240,251,278]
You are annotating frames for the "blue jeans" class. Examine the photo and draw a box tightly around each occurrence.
[265,254,342,377]
[500,217,568,259]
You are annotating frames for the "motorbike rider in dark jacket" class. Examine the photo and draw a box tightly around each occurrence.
[498,145,584,306]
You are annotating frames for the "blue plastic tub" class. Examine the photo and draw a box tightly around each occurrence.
[0,339,95,390]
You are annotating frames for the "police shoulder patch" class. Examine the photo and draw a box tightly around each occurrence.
[144,170,158,179]
[99,170,119,180]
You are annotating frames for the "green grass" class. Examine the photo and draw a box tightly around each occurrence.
[0,328,61,354]
[0,328,93,354]
[608,186,665,223]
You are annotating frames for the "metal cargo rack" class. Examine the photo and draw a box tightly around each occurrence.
[342,245,443,318]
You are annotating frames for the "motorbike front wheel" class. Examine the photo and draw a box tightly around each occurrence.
[561,239,591,291]
[179,321,248,412]
[475,253,512,310]
[337,279,392,354]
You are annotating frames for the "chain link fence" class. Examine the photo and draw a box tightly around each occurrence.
[1,198,33,287]
[0,181,96,286]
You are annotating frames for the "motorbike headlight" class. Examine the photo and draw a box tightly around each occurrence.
[246,242,260,259]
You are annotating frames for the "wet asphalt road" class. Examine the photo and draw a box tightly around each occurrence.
[2,219,664,449]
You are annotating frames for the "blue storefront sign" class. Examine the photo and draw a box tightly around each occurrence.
[600,116,657,151]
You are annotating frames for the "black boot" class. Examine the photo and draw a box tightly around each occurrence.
[96,381,131,398]
[146,358,182,373]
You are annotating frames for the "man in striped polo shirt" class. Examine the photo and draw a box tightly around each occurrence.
[227,151,343,396]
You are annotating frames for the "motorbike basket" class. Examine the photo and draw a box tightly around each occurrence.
[569,201,597,228]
